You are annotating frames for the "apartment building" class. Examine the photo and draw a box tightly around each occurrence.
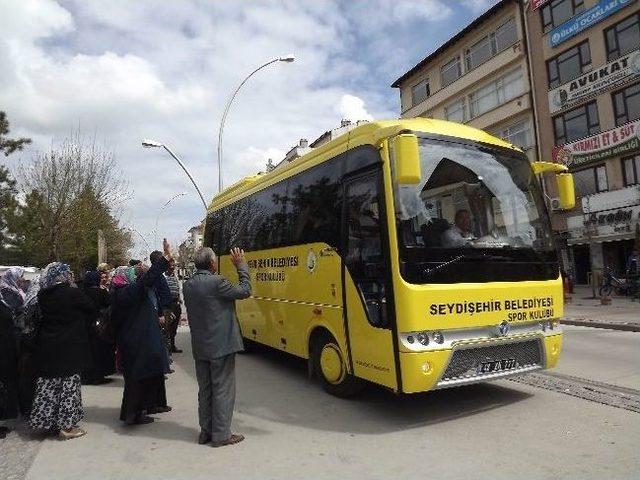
[525,0,640,284]
[392,0,537,160]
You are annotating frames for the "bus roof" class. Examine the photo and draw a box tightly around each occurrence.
[210,118,517,211]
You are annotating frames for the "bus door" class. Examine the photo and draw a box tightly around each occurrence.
[342,170,398,389]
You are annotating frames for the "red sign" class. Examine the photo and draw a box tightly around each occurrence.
[552,120,640,167]
[529,0,550,10]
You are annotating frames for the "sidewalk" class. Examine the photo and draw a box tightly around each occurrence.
[562,285,640,332]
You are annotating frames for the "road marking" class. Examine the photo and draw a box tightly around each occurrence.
[509,371,640,413]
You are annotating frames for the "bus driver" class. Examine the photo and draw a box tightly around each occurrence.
[442,209,476,247]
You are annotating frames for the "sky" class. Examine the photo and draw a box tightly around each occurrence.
[0,0,499,259]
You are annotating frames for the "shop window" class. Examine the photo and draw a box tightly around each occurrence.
[622,154,640,186]
[547,41,591,89]
[411,80,430,106]
[605,13,640,60]
[612,82,640,126]
[573,165,608,197]
[465,18,517,71]
[553,101,599,145]
[441,56,462,87]
[541,0,584,32]
[469,68,524,118]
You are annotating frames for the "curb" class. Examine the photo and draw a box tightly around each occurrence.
[561,318,640,332]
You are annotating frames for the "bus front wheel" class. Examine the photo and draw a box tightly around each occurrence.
[312,332,364,398]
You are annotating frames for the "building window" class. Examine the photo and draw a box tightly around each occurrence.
[612,82,640,126]
[622,154,640,186]
[553,101,599,145]
[441,56,462,87]
[546,41,591,89]
[465,18,518,71]
[411,80,430,106]
[469,68,524,118]
[541,0,585,32]
[605,13,640,60]
[573,165,608,197]
[444,99,467,123]
[495,119,534,149]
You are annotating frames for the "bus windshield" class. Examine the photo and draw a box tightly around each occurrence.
[394,137,558,284]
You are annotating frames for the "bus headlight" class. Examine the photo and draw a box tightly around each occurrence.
[432,331,444,344]
[416,332,429,346]
[407,335,415,344]
[546,320,554,331]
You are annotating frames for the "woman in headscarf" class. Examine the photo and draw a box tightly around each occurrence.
[111,240,172,425]
[29,262,94,440]
[81,270,115,385]
[16,277,41,418]
[0,267,26,435]
[0,267,26,334]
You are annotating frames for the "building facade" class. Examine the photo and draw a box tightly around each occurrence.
[392,0,537,160]
[525,0,640,284]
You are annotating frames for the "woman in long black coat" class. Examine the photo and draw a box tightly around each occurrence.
[111,242,171,425]
[82,271,115,384]
[0,301,19,438]
[29,263,95,440]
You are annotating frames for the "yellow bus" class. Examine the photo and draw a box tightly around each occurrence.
[204,118,575,396]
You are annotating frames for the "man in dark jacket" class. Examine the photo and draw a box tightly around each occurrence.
[183,246,251,447]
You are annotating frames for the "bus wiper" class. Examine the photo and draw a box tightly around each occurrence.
[422,253,512,277]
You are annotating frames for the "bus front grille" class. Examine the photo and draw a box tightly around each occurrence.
[436,339,543,389]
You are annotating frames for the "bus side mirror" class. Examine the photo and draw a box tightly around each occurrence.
[393,134,421,184]
[556,173,575,210]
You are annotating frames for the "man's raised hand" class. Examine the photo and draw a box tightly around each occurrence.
[230,247,246,267]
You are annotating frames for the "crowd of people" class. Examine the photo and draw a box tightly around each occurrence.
[1,239,250,447]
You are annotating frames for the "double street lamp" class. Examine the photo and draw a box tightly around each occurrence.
[154,191,187,247]
[216,54,295,192]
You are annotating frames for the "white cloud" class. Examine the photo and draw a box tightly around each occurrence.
[0,0,487,256]
[337,94,374,122]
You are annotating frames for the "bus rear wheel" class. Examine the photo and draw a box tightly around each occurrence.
[312,332,364,398]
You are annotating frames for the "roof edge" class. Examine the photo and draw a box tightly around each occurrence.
[391,0,511,88]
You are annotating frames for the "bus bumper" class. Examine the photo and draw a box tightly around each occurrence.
[399,333,563,394]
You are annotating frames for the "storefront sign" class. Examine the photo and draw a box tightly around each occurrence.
[549,50,640,113]
[529,0,550,11]
[567,205,640,242]
[549,0,634,48]
[553,119,640,167]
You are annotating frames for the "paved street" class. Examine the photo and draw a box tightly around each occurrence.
[1,324,638,480]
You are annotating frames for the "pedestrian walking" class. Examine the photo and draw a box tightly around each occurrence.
[111,240,173,426]
[164,258,183,353]
[183,247,251,447]
[30,263,94,440]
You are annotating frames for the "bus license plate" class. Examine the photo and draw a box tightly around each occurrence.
[478,358,516,374]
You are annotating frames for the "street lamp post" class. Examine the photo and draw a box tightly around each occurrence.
[142,140,208,212]
[217,54,295,192]
[154,192,187,247]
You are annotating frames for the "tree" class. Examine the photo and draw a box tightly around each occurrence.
[0,111,31,264]
[10,133,133,272]
[0,111,31,156]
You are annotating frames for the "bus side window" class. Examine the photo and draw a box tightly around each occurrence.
[345,173,389,328]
